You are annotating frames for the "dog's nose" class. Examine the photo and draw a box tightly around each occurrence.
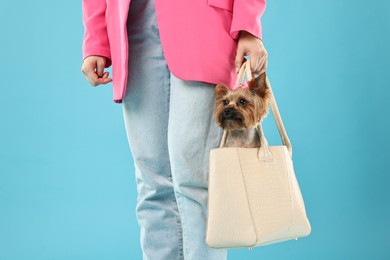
[223,108,234,117]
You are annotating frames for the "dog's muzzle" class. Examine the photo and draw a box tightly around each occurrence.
[220,108,244,122]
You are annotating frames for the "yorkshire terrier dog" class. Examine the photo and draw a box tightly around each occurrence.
[214,72,271,148]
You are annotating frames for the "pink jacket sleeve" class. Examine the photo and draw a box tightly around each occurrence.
[230,0,266,40]
[82,0,112,67]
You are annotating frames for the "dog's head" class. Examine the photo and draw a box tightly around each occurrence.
[214,72,270,130]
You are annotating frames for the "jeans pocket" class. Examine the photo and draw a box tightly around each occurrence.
[207,0,233,13]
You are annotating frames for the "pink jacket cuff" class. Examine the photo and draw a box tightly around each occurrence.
[229,0,266,40]
[82,48,112,68]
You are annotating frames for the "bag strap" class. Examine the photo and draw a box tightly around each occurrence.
[266,76,293,158]
[219,60,293,159]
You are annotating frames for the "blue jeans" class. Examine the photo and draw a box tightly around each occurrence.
[122,0,227,259]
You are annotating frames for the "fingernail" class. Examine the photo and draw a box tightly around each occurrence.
[235,67,239,73]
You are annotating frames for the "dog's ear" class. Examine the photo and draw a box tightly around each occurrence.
[215,83,229,98]
[248,72,270,99]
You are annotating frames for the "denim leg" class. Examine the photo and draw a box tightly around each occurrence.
[122,0,183,259]
[168,73,227,260]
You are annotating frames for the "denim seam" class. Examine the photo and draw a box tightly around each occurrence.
[166,68,185,260]
[174,192,184,260]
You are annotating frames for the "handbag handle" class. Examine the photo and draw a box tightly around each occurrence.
[219,60,293,159]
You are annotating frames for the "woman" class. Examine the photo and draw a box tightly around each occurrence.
[81,0,267,259]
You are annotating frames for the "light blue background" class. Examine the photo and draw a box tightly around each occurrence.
[0,0,389,259]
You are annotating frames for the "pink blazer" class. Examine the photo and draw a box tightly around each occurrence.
[82,0,266,103]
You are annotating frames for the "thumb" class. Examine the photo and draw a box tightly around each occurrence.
[235,46,246,74]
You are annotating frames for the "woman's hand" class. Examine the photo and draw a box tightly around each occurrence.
[235,31,268,74]
[81,56,112,86]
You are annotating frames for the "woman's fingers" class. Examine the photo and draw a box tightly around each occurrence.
[235,45,246,73]
[235,31,268,75]
[258,58,268,75]
[96,58,105,77]
[81,56,112,86]
[98,72,113,84]
[250,55,267,74]
[88,71,112,86]
[102,72,110,79]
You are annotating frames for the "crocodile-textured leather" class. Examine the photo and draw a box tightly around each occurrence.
[205,146,311,248]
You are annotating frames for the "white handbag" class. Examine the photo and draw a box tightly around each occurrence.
[205,61,311,249]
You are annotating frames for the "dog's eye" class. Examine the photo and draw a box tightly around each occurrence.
[223,100,229,105]
[239,99,246,105]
